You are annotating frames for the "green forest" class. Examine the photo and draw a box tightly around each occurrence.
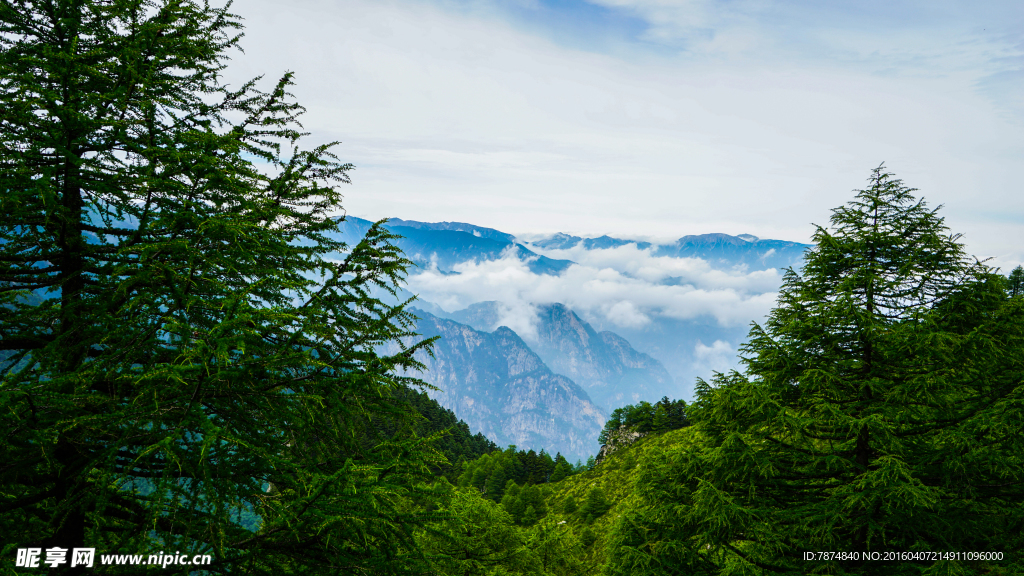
[2,1,1023,574]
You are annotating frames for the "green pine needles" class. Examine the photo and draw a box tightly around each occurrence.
[0,0,443,573]
[606,166,1024,576]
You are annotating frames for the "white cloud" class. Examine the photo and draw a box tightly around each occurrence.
[606,300,651,328]
[693,339,740,375]
[492,300,542,341]
[406,248,781,332]
[529,243,784,292]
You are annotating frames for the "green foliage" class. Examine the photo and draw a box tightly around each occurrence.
[580,527,597,549]
[416,487,585,575]
[651,404,669,432]
[485,464,509,500]
[499,482,548,526]
[470,466,488,491]
[604,166,1024,576]
[597,396,687,444]
[502,481,526,522]
[522,485,547,520]
[578,487,612,524]
[526,518,586,576]
[458,444,578,502]
[0,0,447,573]
[416,487,539,575]
[519,426,697,574]
[521,505,539,527]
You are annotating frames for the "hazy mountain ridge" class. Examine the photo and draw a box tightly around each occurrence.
[386,218,517,245]
[530,233,653,251]
[654,233,808,270]
[528,231,808,270]
[338,217,809,275]
[332,216,573,275]
[392,309,606,461]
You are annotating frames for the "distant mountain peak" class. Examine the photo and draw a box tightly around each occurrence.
[526,230,808,272]
[386,218,517,245]
[674,232,755,246]
[530,232,582,250]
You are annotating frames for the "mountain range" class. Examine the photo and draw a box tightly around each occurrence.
[331,216,808,275]
[333,215,811,458]
[526,230,807,270]
[333,216,573,275]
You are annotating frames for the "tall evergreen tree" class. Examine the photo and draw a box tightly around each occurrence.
[0,0,442,573]
[1009,265,1024,297]
[484,465,508,500]
[607,166,1024,575]
[651,404,669,432]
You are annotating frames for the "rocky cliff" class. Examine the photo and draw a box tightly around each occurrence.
[392,309,606,461]
[447,302,675,411]
[594,425,647,465]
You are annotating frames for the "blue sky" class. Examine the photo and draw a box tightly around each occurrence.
[228,0,1024,268]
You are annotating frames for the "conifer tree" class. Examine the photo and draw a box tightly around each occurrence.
[520,484,547,520]
[578,487,611,524]
[1009,265,1024,297]
[484,465,507,500]
[525,518,585,576]
[651,404,669,432]
[502,481,526,522]
[503,479,521,500]
[470,465,488,490]
[549,461,569,483]
[606,166,1024,575]
[580,526,597,549]
[0,0,443,573]
[522,505,539,527]
[562,495,577,515]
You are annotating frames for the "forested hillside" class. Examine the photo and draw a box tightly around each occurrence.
[402,404,697,575]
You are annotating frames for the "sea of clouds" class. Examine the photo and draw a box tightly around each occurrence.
[408,242,782,330]
[403,241,787,397]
